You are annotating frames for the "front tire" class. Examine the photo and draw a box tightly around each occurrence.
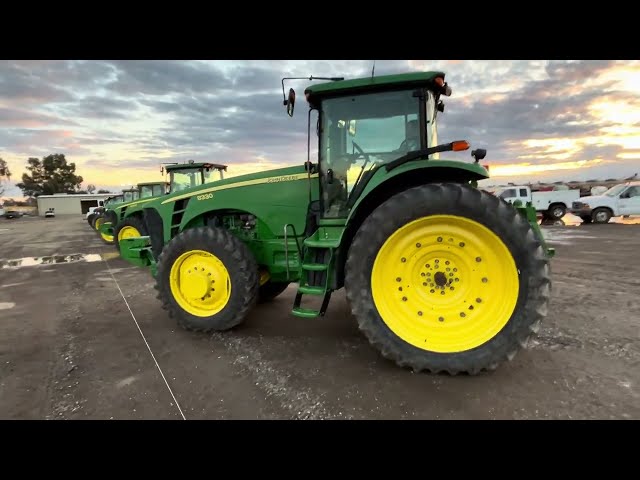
[344,182,551,375]
[114,216,148,251]
[155,226,259,332]
[592,207,611,224]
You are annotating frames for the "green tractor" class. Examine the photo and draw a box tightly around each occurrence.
[119,70,554,375]
[88,192,125,229]
[98,162,228,247]
[92,187,139,234]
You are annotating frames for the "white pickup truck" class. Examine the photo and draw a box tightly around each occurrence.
[492,185,581,219]
[570,181,640,223]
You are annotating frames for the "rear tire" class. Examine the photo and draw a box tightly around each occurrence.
[547,203,566,219]
[344,182,551,375]
[258,281,290,303]
[155,226,259,332]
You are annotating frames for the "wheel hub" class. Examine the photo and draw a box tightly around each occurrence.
[169,250,231,317]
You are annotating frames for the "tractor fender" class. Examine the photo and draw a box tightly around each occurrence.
[333,160,489,289]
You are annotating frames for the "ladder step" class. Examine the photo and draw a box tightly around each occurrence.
[302,263,328,271]
[304,238,339,248]
[298,285,325,296]
[292,307,320,318]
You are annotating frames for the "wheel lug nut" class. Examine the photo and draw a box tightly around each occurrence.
[450,287,454,290]
[423,282,428,286]
[396,277,402,282]
[441,291,445,295]
[460,312,466,318]
[435,259,439,263]
[455,278,459,282]
[418,311,423,316]
[416,243,421,248]
[437,237,443,242]
[398,287,403,291]
[482,278,488,283]
[469,305,474,310]
[401,257,406,263]
[430,289,435,293]
[421,273,425,277]
[439,317,444,322]
[476,298,482,303]
[476,257,482,262]
[445,261,450,265]
[459,242,465,247]
[402,297,407,302]
[426,264,430,268]
[453,268,457,272]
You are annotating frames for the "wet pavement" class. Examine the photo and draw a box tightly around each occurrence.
[0,214,638,420]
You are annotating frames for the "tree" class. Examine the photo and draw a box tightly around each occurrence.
[0,157,11,196]
[86,184,96,194]
[15,154,84,197]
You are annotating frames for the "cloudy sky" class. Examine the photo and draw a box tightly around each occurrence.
[1,59,639,199]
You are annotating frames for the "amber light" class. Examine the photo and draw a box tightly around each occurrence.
[452,141,470,151]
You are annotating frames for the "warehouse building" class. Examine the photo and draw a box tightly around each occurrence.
[36,193,114,216]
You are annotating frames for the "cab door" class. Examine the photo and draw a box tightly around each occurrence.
[618,186,640,215]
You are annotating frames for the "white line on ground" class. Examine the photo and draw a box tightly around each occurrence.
[104,259,186,420]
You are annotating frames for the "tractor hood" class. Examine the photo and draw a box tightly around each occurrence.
[161,164,311,204]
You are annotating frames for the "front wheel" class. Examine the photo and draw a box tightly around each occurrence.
[155,226,259,332]
[592,208,611,224]
[344,182,551,375]
[114,216,148,251]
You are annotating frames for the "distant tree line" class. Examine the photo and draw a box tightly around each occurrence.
[0,153,113,199]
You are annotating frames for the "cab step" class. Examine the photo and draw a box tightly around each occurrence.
[292,307,321,318]
[303,238,340,249]
[301,262,329,271]
[298,285,325,296]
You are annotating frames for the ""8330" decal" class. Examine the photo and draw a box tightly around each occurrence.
[196,193,214,201]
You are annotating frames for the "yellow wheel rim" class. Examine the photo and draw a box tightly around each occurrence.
[101,232,114,243]
[371,214,519,353]
[259,269,270,286]
[118,225,141,241]
[169,249,231,317]
[94,217,104,230]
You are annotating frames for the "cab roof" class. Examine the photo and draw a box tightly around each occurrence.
[137,181,166,187]
[165,162,227,171]
[304,71,446,101]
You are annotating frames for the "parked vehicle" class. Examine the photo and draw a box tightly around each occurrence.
[4,210,23,219]
[570,181,640,223]
[492,185,581,219]
[45,208,55,218]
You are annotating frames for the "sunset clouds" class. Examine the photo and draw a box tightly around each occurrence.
[1,60,638,198]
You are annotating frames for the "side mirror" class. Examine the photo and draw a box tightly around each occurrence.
[348,120,357,137]
[471,149,487,162]
[285,88,295,117]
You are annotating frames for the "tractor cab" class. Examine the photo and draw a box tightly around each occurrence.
[164,161,228,194]
[283,72,484,218]
[122,188,140,203]
[138,181,167,199]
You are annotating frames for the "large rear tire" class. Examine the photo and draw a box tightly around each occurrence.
[344,182,551,375]
[258,281,290,303]
[155,226,259,332]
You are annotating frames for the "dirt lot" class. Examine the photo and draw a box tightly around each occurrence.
[0,214,639,420]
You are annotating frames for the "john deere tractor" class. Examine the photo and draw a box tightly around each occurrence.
[99,162,228,247]
[119,70,553,375]
[92,187,139,235]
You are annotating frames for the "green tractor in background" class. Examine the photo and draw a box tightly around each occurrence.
[92,187,139,234]
[98,161,228,248]
[119,70,554,375]
[87,191,126,229]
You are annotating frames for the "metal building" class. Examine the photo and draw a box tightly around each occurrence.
[36,193,114,216]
